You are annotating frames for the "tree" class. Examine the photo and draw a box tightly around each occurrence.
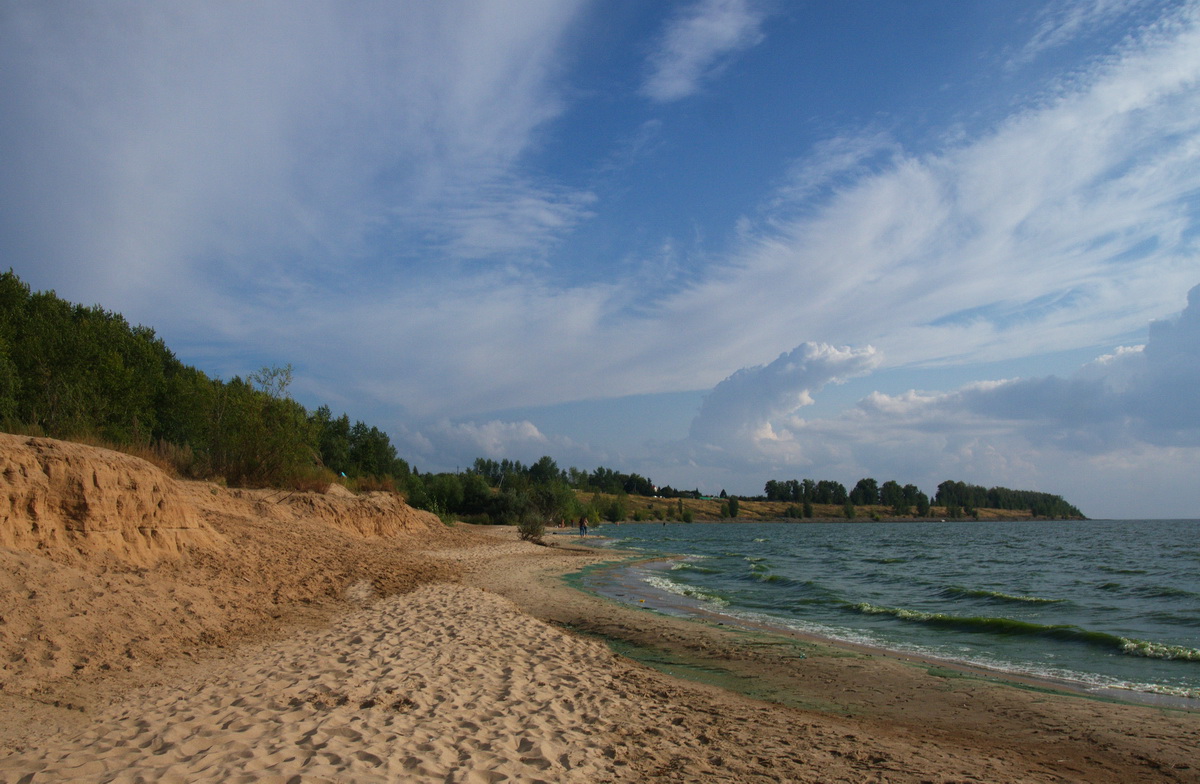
[311,406,351,475]
[604,496,627,522]
[0,338,20,425]
[459,472,493,516]
[814,480,847,504]
[728,497,739,518]
[528,455,561,485]
[850,478,879,505]
[879,480,904,509]
[472,458,504,486]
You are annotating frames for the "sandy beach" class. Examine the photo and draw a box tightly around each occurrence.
[2,436,1198,782]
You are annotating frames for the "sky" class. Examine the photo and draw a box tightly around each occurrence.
[3,0,1199,518]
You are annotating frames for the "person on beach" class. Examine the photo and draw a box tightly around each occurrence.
[578,516,589,537]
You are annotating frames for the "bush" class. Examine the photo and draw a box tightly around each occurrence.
[517,514,545,543]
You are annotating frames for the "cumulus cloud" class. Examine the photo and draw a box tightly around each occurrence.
[936,282,1200,449]
[688,342,880,450]
[659,282,1200,515]
[641,0,767,102]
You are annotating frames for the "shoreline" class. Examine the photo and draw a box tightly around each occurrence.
[577,548,1200,712]
[461,527,1200,781]
[3,524,1199,782]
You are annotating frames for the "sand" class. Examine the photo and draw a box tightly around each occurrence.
[1,436,1198,783]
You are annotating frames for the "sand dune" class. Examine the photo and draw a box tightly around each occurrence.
[0,434,218,563]
[0,434,465,702]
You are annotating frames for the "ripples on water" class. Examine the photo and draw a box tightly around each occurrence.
[586,519,1200,702]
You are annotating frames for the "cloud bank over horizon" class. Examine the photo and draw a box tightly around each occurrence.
[3,1,1199,516]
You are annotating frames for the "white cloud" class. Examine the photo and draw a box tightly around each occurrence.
[654,4,1200,382]
[688,342,881,451]
[634,282,1197,515]
[1013,0,1155,66]
[766,131,900,213]
[416,419,549,459]
[641,0,767,102]
[0,0,592,310]
[400,417,604,472]
[4,1,1200,516]
[404,176,598,262]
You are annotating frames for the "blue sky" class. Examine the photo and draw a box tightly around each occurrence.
[3,0,1199,517]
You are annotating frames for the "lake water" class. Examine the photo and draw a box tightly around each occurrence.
[582,519,1200,704]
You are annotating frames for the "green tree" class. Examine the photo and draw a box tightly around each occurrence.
[850,478,879,505]
[0,338,19,425]
[459,472,493,516]
[311,406,351,475]
[604,495,628,522]
[879,480,904,509]
[528,455,561,485]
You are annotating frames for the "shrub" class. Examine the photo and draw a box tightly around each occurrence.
[604,498,627,522]
[517,513,545,543]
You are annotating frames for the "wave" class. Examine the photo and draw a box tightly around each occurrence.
[941,586,1065,605]
[848,603,1200,661]
[669,561,720,575]
[1099,565,1149,575]
[1096,582,1198,600]
[643,575,729,607]
[1132,585,1198,600]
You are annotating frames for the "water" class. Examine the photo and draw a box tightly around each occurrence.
[582,519,1200,703]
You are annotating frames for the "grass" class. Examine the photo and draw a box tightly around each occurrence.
[579,490,1051,522]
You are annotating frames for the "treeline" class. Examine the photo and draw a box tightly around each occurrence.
[933,480,1082,519]
[0,271,411,488]
[411,456,666,534]
[0,272,668,531]
[763,475,1082,519]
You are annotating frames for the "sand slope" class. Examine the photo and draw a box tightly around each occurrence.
[0,434,218,563]
[0,435,467,707]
